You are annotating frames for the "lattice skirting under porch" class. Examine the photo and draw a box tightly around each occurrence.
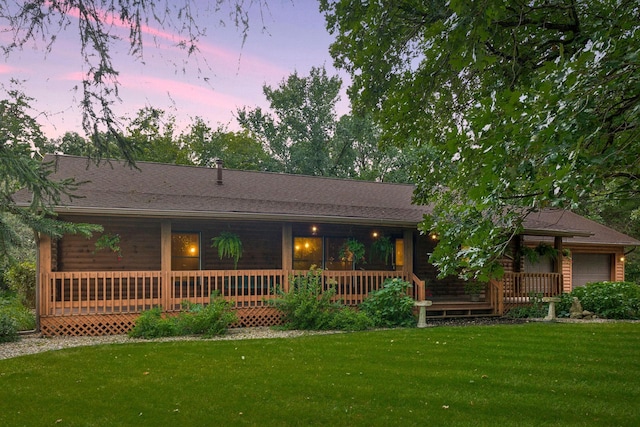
[40,314,138,336]
[39,307,283,336]
[234,307,282,328]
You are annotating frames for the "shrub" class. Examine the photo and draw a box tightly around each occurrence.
[360,278,415,327]
[268,267,343,330]
[505,293,548,318]
[179,296,238,338]
[329,306,374,331]
[0,311,19,342]
[128,307,179,339]
[568,282,640,319]
[0,295,36,331]
[129,293,237,339]
[4,261,36,308]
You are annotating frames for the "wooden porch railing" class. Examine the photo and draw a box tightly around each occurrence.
[40,270,559,318]
[41,269,417,316]
[40,271,163,316]
[501,272,563,313]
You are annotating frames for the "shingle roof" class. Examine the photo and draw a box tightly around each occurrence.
[28,155,429,225]
[523,209,640,246]
[14,155,639,246]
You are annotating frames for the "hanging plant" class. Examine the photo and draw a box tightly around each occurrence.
[94,233,122,260]
[339,238,366,269]
[371,236,394,265]
[211,231,243,269]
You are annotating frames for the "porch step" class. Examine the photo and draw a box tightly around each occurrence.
[425,302,497,319]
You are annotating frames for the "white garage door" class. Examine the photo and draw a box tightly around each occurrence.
[572,253,611,288]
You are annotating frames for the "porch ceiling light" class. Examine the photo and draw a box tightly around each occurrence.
[372,231,379,238]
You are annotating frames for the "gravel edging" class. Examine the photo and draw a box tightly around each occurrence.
[2,318,638,361]
[0,328,341,361]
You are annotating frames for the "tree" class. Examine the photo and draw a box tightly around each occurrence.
[333,114,413,183]
[124,107,192,165]
[237,66,344,176]
[183,119,276,171]
[0,88,101,263]
[0,0,267,163]
[322,0,640,280]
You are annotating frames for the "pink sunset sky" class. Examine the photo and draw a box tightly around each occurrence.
[0,1,350,139]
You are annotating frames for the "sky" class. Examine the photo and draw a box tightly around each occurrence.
[0,0,350,139]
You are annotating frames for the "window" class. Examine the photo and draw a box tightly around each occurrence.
[293,237,322,270]
[172,232,200,270]
[325,237,351,271]
[395,238,404,270]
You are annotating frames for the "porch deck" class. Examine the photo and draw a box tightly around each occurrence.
[37,270,563,336]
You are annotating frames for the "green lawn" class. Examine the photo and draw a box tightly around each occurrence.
[1,323,639,426]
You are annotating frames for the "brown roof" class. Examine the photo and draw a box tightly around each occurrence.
[523,210,640,246]
[14,155,639,246]
[23,155,429,226]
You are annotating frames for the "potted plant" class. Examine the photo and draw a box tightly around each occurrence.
[339,238,366,269]
[211,231,243,269]
[94,233,122,260]
[464,281,485,302]
[371,236,394,265]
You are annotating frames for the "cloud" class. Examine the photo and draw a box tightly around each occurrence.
[0,64,19,74]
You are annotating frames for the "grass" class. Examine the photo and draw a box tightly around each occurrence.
[1,322,639,426]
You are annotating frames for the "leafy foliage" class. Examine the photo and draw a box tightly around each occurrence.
[185,120,277,171]
[269,268,341,330]
[1,88,102,263]
[322,0,640,280]
[129,293,237,339]
[178,297,238,338]
[328,306,373,331]
[0,311,18,343]
[339,238,366,268]
[371,236,394,265]
[211,231,243,269]
[1,1,269,162]
[0,292,35,337]
[94,233,122,259]
[128,307,179,339]
[557,282,640,320]
[3,261,36,308]
[269,267,372,331]
[360,278,415,327]
[505,293,549,319]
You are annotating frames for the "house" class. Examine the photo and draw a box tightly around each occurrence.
[15,155,640,335]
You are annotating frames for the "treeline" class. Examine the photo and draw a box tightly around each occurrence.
[40,66,414,184]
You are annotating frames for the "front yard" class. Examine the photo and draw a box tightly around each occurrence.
[1,322,639,426]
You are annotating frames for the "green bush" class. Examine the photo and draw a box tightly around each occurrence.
[329,306,374,331]
[128,307,178,339]
[179,297,238,338]
[4,261,36,308]
[129,294,237,339]
[0,311,19,342]
[268,267,343,330]
[505,293,549,318]
[360,278,415,327]
[0,295,36,331]
[562,282,640,319]
[268,267,375,331]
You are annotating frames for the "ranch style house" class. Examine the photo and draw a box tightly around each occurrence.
[14,155,640,336]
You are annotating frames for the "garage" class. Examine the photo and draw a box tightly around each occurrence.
[572,253,612,288]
